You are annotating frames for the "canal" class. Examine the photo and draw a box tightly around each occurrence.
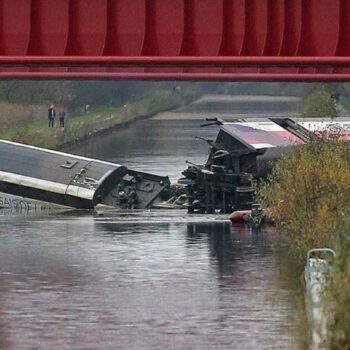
[0,118,306,349]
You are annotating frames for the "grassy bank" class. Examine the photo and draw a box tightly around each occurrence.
[0,89,198,150]
[258,138,350,255]
[326,231,350,349]
[0,102,47,132]
[257,137,350,348]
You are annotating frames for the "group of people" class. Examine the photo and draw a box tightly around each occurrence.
[48,105,66,128]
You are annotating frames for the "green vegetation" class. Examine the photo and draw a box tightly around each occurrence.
[0,81,73,105]
[258,138,350,255]
[0,80,206,148]
[257,136,350,348]
[302,86,340,118]
[326,232,350,349]
[0,102,46,133]
[0,89,198,149]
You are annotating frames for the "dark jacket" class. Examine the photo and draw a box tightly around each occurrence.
[48,107,56,119]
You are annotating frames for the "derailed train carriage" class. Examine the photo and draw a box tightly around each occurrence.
[2,118,349,214]
[0,139,170,210]
[177,117,332,214]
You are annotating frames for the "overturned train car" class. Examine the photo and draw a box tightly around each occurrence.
[180,118,314,214]
[0,139,170,210]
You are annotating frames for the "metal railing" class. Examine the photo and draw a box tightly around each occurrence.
[304,248,336,350]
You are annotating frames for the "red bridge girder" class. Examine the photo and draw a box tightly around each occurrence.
[0,0,350,81]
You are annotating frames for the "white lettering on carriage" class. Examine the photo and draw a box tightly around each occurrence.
[0,195,32,210]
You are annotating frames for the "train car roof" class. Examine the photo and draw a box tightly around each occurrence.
[0,139,123,188]
[221,119,303,150]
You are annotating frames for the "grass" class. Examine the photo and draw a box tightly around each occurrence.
[325,231,350,349]
[0,89,196,149]
[0,102,46,132]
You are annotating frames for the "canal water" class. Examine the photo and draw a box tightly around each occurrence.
[0,119,306,349]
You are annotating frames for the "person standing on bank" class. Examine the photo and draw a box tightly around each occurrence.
[48,105,56,128]
[59,110,66,127]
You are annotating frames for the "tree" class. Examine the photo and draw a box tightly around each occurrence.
[303,86,339,118]
[0,81,73,105]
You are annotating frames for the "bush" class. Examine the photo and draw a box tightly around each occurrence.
[257,134,350,348]
[303,87,339,118]
[258,137,350,255]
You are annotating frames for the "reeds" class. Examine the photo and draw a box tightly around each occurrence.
[0,102,46,133]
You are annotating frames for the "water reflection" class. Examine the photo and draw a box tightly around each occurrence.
[194,223,306,348]
[0,213,305,349]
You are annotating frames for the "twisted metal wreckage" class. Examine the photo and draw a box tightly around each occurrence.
[0,117,349,213]
[163,117,350,215]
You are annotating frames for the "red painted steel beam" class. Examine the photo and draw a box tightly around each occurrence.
[0,56,349,66]
[0,0,348,81]
[298,0,339,56]
[263,0,285,56]
[27,0,69,55]
[0,72,348,82]
[0,0,31,55]
[104,0,146,55]
[241,0,268,56]
[280,0,302,56]
[181,0,223,56]
[142,0,184,56]
[220,0,245,55]
[65,0,108,55]
[336,0,350,55]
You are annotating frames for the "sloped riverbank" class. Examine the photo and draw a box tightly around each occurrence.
[0,89,199,150]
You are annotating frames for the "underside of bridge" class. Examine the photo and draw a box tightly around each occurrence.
[1,0,350,81]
